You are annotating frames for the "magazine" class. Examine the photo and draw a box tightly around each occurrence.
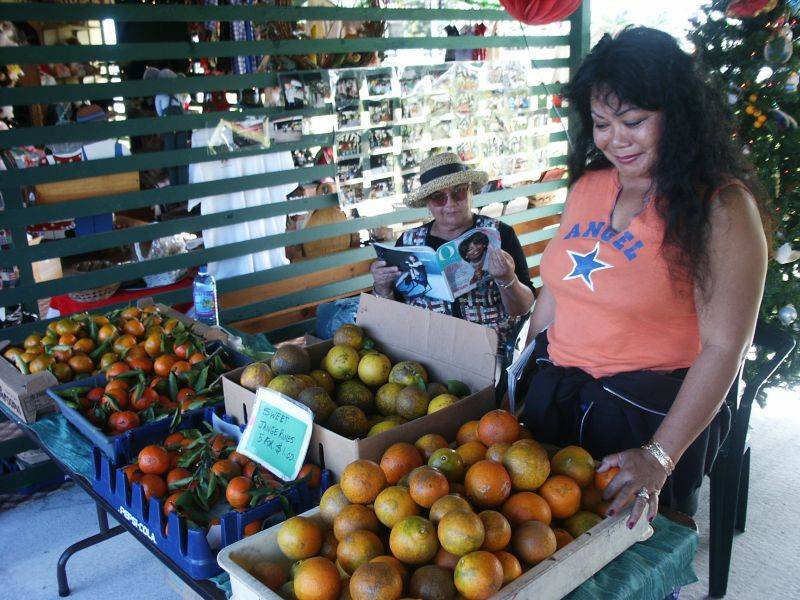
[374,227,502,302]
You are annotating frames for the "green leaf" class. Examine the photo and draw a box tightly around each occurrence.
[169,405,182,431]
[168,372,179,402]
[206,472,218,501]
[278,494,294,519]
[89,340,111,361]
[102,393,121,412]
[195,365,209,393]
[168,476,194,491]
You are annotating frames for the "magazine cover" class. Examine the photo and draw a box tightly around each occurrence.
[374,227,501,302]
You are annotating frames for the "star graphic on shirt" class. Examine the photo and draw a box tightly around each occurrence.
[563,242,613,291]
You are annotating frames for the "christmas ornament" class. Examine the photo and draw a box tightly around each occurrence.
[771,108,798,130]
[775,242,800,264]
[726,0,778,18]
[764,24,793,64]
[787,71,800,92]
[778,304,798,325]
[745,95,769,127]
[499,0,583,25]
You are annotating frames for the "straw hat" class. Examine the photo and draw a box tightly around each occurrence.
[404,152,488,207]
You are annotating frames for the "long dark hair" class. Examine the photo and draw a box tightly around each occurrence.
[564,26,770,291]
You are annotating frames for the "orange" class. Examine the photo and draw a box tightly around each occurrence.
[407,466,450,508]
[211,459,242,480]
[551,445,596,488]
[163,491,184,516]
[485,443,511,463]
[594,466,620,491]
[429,494,472,525]
[389,516,439,565]
[414,433,449,461]
[120,307,142,320]
[144,334,163,358]
[123,319,146,338]
[454,551,504,600]
[336,530,384,574]
[478,510,512,551]
[108,411,140,432]
[138,445,170,475]
[553,527,574,550]
[113,334,138,355]
[123,464,142,484]
[105,361,131,379]
[370,555,409,584]
[249,561,286,591]
[512,521,557,565]
[464,460,511,508]
[456,441,487,468]
[563,510,603,538]
[373,486,419,528]
[501,491,552,526]
[153,354,177,378]
[333,504,380,540]
[476,410,521,446]
[297,463,321,488]
[171,360,192,374]
[349,562,403,600]
[503,439,551,491]
[139,473,167,500]
[72,337,95,354]
[538,475,582,519]
[434,547,460,570]
[226,476,253,509]
[438,510,485,556]
[293,557,341,600]
[493,550,522,584]
[130,387,158,412]
[166,467,192,486]
[319,530,338,561]
[340,460,386,504]
[243,520,262,537]
[380,442,423,485]
[456,420,480,445]
[319,484,351,524]
[277,516,323,560]
[101,387,129,411]
[428,448,465,483]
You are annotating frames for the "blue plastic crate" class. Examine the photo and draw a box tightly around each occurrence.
[91,409,331,579]
[47,341,252,463]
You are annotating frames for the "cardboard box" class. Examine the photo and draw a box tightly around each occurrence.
[0,340,57,424]
[223,294,498,476]
[135,297,231,346]
[218,506,653,600]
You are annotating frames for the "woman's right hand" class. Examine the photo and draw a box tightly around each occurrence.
[371,260,400,298]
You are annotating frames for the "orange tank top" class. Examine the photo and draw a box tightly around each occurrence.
[540,168,701,378]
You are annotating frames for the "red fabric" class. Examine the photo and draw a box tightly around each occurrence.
[50,277,192,316]
[726,0,777,18]
[500,0,582,25]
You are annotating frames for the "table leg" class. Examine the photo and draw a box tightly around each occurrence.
[57,525,126,597]
[96,503,109,533]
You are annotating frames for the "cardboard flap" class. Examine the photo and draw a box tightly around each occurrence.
[136,297,229,344]
[355,293,498,384]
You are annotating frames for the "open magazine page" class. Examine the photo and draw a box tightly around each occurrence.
[438,227,502,298]
[374,243,455,302]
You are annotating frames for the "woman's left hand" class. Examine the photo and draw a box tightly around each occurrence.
[596,448,668,528]
[487,246,516,282]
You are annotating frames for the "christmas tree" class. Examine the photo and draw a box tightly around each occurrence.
[690,0,800,391]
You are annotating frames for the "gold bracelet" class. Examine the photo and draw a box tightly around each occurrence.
[496,275,517,290]
[642,440,675,476]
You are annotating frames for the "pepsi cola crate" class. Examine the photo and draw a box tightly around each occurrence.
[91,407,331,579]
[47,341,252,463]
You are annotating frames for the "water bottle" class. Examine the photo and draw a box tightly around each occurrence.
[193,265,219,326]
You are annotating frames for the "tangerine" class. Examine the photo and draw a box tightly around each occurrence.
[163,491,184,516]
[501,491,552,526]
[485,443,510,463]
[438,510,485,556]
[388,516,439,564]
[373,486,419,529]
[493,550,522,584]
[456,441,488,468]
[409,565,457,600]
[380,442,423,485]
[429,494,472,525]
[153,354,177,377]
[539,475,582,519]
[293,557,341,600]
[320,530,338,561]
[594,466,621,491]
[340,460,386,504]
[407,466,450,508]
[551,445,596,488]
[414,433,449,461]
[563,510,603,538]
[349,562,403,600]
[434,547,460,570]
[243,520,262,537]
[297,463,322,488]
[333,504,381,540]
[454,551,504,600]
[277,516,323,560]
[166,467,192,487]
[478,510,512,551]
[139,473,167,500]
[108,410,140,432]
[211,459,242,480]
[477,410,521,446]
[464,460,512,508]
[226,476,253,509]
[512,521,557,565]
[336,530,384,574]
[138,445,170,475]
[369,555,408,586]
[319,484,351,524]
[553,527,574,550]
[456,420,480,445]
[503,439,551,491]
[428,448,465,483]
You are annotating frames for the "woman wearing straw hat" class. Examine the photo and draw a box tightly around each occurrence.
[370,152,535,349]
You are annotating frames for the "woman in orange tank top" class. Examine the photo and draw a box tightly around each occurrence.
[518,27,770,523]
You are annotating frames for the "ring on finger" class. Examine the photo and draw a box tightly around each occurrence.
[636,487,650,501]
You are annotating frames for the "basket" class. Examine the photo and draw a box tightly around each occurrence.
[66,260,120,302]
[133,242,186,288]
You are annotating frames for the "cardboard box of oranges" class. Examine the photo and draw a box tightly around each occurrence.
[222,294,498,477]
[219,409,653,600]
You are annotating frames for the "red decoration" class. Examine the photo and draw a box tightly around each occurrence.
[499,0,583,25]
[726,0,778,18]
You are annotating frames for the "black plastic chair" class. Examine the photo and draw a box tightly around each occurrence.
[708,319,796,597]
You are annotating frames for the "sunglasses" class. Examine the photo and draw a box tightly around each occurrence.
[427,184,470,207]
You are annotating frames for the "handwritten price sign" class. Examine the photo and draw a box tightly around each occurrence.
[237,388,313,481]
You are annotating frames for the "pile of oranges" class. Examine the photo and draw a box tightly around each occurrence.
[123,428,322,537]
[44,306,238,435]
[252,409,620,600]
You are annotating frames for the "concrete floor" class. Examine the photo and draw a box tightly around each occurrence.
[1,388,798,600]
